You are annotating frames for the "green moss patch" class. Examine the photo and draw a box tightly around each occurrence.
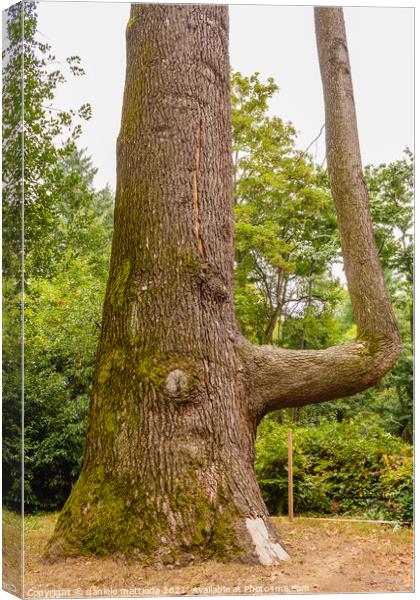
[109,259,131,309]
[45,467,166,560]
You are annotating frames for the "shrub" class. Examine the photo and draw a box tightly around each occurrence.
[3,258,106,512]
[255,415,413,521]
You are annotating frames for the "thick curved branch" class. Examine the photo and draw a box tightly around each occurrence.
[241,7,401,418]
[239,337,401,418]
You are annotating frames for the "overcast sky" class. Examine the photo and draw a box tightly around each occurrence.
[35,0,414,191]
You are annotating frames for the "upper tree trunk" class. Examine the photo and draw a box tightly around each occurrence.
[45,4,288,566]
[46,5,401,565]
[315,7,400,344]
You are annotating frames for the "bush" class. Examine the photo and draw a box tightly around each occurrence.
[5,258,106,512]
[255,416,413,521]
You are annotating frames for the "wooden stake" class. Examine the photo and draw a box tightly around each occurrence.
[288,429,294,522]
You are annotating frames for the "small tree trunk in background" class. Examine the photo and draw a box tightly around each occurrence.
[288,407,299,423]
[263,305,281,345]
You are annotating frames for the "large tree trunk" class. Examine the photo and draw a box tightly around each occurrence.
[45,5,401,565]
[45,4,287,566]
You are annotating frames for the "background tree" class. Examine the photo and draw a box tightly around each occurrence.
[2,0,91,278]
[232,72,340,346]
[2,1,95,509]
[45,5,401,565]
[22,145,113,511]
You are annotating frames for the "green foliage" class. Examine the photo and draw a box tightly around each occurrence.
[256,416,413,521]
[2,2,112,512]
[2,279,22,509]
[21,170,112,511]
[3,148,113,511]
[2,1,92,278]
[365,149,413,290]
[280,280,346,350]
[232,72,340,346]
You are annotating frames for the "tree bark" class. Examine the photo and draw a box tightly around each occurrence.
[45,5,401,565]
[45,4,288,566]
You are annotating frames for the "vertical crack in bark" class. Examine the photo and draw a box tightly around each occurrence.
[193,118,205,258]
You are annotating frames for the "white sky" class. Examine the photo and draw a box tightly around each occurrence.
[32,1,414,190]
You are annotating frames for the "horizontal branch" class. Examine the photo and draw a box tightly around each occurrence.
[239,335,401,418]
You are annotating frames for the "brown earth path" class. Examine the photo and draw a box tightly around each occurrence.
[3,512,414,597]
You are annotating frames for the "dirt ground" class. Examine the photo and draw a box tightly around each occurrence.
[3,512,414,597]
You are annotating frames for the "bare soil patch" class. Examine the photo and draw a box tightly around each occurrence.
[7,513,413,597]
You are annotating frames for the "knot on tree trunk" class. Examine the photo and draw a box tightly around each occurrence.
[196,262,229,303]
[165,369,193,401]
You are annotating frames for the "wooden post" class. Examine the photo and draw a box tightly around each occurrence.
[288,429,294,522]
